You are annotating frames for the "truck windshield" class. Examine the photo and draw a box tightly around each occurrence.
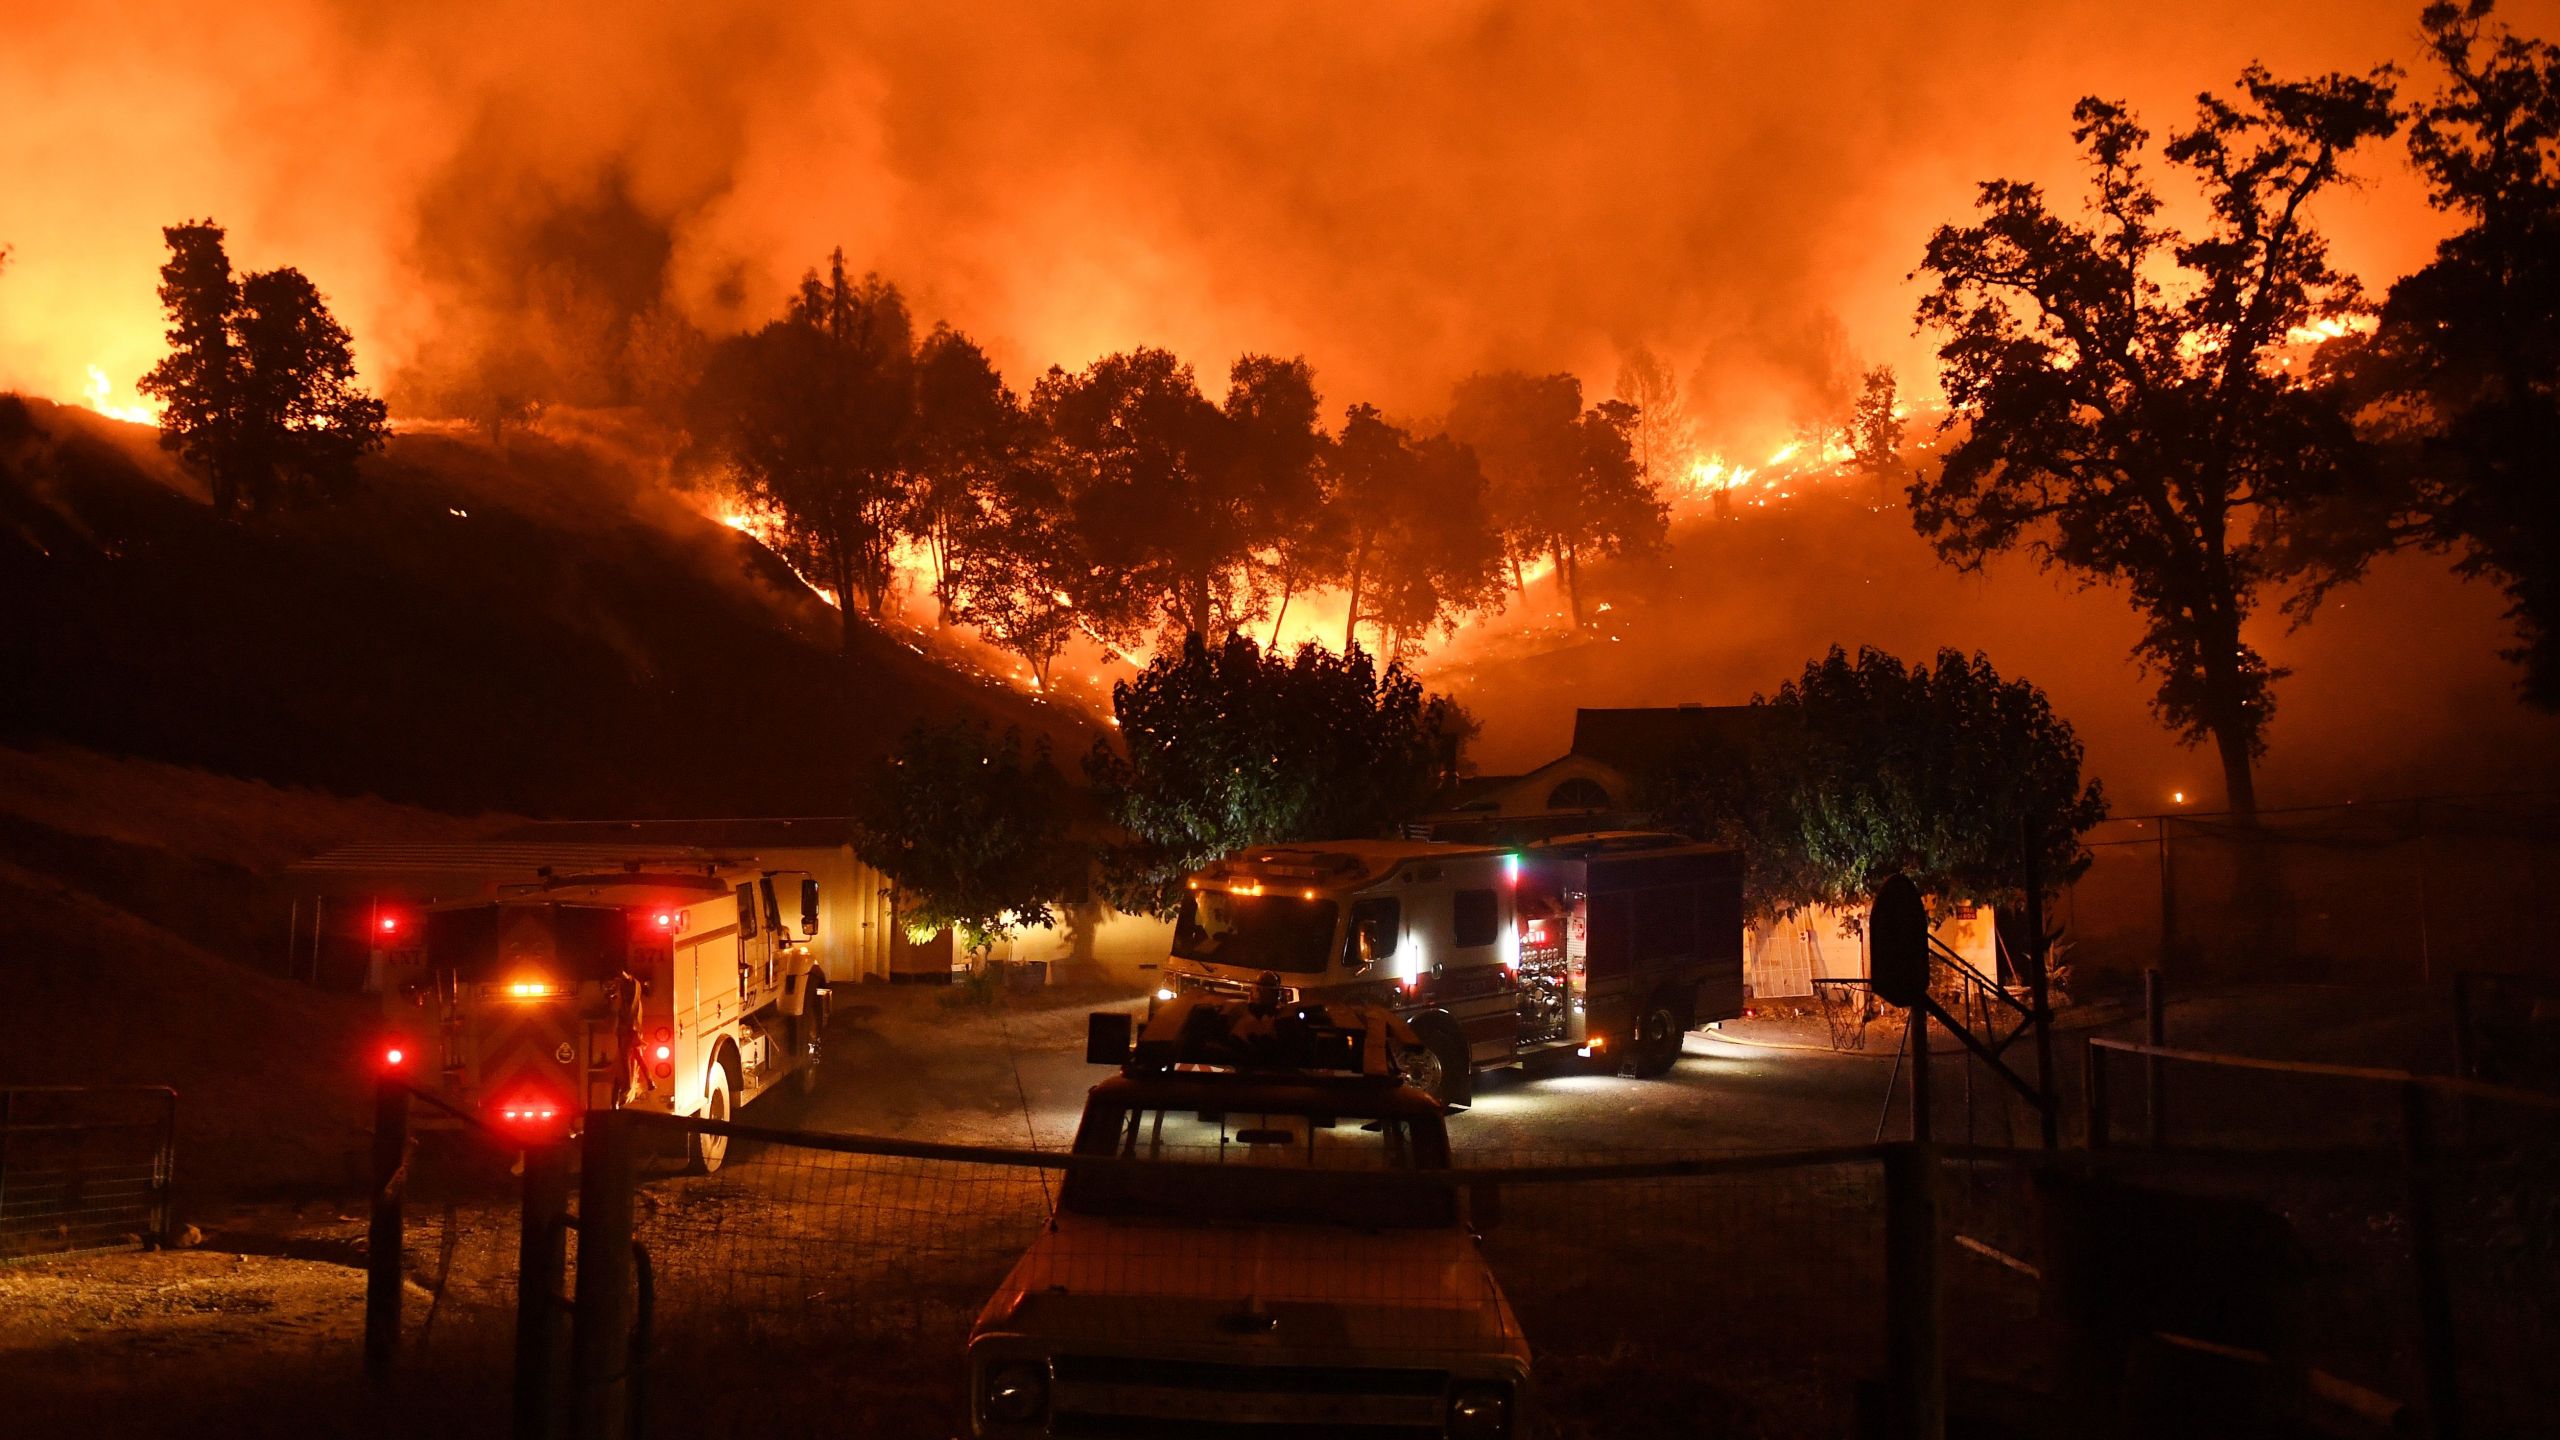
[1171,891,1339,975]
[1063,1106,1454,1228]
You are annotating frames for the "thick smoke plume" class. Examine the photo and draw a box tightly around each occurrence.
[3,0,2459,430]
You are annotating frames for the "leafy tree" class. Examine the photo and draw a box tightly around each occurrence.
[1088,632,1473,904]
[1613,341,1695,489]
[908,326,1028,621]
[852,721,1089,953]
[947,444,1143,689]
[1037,350,1322,644]
[1845,365,1904,481]
[689,251,916,644]
[1646,646,2108,923]
[1330,404,1506,655]
[1911,69,2398,812]
[1447,370,1666,625]
[137,221,388,515]
[2294,2,2560,705]
[620,301,709,455]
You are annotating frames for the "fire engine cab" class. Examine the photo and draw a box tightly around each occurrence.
[374,863,828,1171]
[1157,835,1744,1105]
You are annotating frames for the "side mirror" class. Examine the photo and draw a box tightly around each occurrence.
[1085,1011,1134,1065]
[800,878,821,937]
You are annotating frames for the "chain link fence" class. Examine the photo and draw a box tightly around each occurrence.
[2067,794,2560,984]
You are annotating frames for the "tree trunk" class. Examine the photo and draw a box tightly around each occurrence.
[2213,723,2257,814]
[1560,543,1582,626]
[1343,544,1368,654]
[1268,578,1294,649]
[1508,552,1527,601]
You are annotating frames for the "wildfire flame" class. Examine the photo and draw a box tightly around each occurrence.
[82,364,160,425]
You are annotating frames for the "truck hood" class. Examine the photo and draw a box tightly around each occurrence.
[974,1213,1526,1365]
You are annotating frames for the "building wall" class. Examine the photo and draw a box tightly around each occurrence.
[1744,903,1999,1000]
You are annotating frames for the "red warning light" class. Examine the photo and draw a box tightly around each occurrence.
[383,1046,405,1067]
[653,910,675,929]
[653,1044,671,1062]
[378,914,401,936]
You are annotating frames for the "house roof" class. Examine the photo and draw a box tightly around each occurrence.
[1569,705,1774,778]
[487,817,858,849]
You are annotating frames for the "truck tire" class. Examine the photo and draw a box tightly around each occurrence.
[791,969,828,1094]
[686,1057,734,1175]
[1399,1019,1473,1110]
[1627,996,1685,1079]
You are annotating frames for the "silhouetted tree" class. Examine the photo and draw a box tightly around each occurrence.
[1614,341,1694,488]
[1038,349,1320,644]
[910,326,1026,620]
[2292,2,2560,706]
[1845,365,1904,480]
[852,721,1088,952]
[689,251,915,646]
[138,221,387,515]
[1088,632,1473,905]
[1330,405,1506,655]
[1447,370,1666,625]
[947,444,1143,689]
[1647,646,2108,923]
[1911,69,2397,812]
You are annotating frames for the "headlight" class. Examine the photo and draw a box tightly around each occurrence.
[981,1360,1047,1424]
[1447,1382,1512,1439]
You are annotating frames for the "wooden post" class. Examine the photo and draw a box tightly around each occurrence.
[1909,997,1932,1144]
[365,1074,409,1382]
[2401,1084,2463,1440]
[2157,825,2175,972]
[571,1111,637,1440]
[2082,1038,2109,1150]
[515,1141,573,1440]
[2025,812,2058,1150]
[1883,1144,1945,1440]
[2144,969,2166,1150]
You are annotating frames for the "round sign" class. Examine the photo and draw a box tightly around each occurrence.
[1868,874,1929,1009]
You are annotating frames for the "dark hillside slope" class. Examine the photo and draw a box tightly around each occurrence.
[0,398,1087,815]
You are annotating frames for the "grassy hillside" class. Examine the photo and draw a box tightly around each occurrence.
[0,396,1089,817]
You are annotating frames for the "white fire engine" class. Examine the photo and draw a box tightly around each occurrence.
[374,863,828,1171]
[1156,834,1744,1105]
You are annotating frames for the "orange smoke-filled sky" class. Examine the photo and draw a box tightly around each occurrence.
[4,0,2531,436]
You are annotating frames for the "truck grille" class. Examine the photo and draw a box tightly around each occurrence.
[1049,1354,1451,1437]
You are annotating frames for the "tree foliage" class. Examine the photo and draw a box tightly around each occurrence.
[1088,632,1473,904]
[1647,647,2108,923]
[1330,404,1507,656]
[2295,2,2560,706]
[688,251,916,644]
[1911,69,2398,811]
[1446,369,1665,625]
[138,221,388,515]
[947,443,1142,688]
[851,721,1088,953]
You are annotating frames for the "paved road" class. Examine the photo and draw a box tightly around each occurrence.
[751,986,2033,1159]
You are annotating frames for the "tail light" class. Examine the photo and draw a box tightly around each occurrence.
[382,1046,406,1068]
[377,913,402,938]
[495,1094,569,1132]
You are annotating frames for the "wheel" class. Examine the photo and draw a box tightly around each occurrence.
[1398,1022,1473,1109]
[1627,999,1684,1079]
[686,1059,733,1175]
[791,970,828,1094]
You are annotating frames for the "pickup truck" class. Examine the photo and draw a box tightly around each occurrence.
[965,990,1529,1438]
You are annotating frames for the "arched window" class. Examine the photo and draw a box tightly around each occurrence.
[1546,777,1613,811]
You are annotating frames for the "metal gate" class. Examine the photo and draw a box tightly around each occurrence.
[0,1085,177,1259]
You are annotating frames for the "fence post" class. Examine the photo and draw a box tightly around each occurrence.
[2401,1083,2463,1440]
[570,1111,637,1440]
[2143,969,2166,1150]
[2082,1038,2108,1150]
[515,1141,573,1440]
[365,1075,410,1383]
[2024,811,2059,1151]
[1883,1144,1945,1440]
[154,1089,179,1248]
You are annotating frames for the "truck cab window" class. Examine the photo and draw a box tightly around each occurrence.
[1343,898,1400,973]
[734,883,758,940]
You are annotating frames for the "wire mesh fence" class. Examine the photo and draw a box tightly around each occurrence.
[2068,794,2560,984]
[0,1085,175,1260]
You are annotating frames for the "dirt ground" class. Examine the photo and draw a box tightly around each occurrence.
[1,974,2491,1439]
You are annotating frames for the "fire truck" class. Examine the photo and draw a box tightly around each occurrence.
[1156,834,1743,1106]
[967,988,1529,1437]
[374,863,829,1171]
